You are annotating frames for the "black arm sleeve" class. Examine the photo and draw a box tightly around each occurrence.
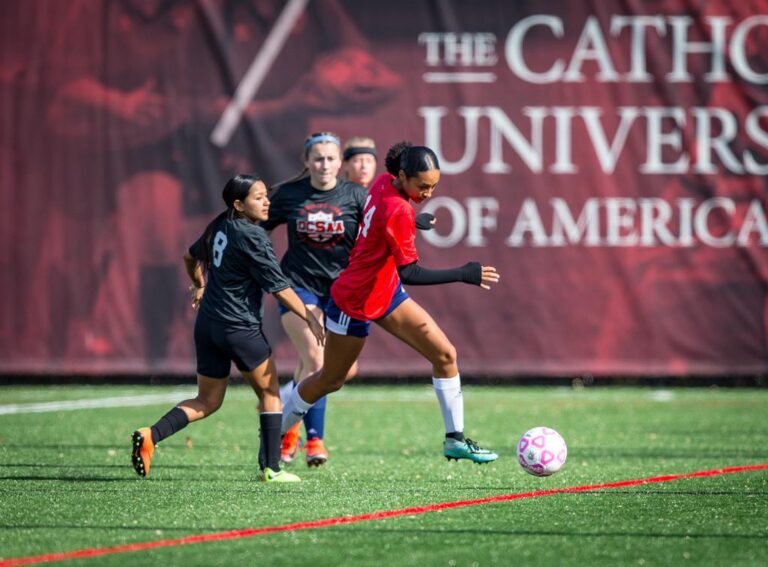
[415,212,435,231]
[397,261,482,286]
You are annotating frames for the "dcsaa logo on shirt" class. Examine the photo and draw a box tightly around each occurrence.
[296,204,345,248]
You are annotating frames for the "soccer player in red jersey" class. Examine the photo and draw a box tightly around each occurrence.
[282,142,500,463]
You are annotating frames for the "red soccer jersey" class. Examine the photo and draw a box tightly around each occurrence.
[331,173,419,320]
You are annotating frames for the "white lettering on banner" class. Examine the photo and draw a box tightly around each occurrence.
[563,16,621,82]
[506,199,549,246]
[505,15,565,84]
[419,107,483,174]
[745,107,768,174]
[731,16,768,83]
[608,16,666,82]
[666,16,730,83]
[418,33,498,67]
[421,105,768,175]
[739,200,768,245]
[419,197,768,248]
[580,107,639,174]
[413,13,768,250]
[419,32,499,83]
[639,199,676,246]
[640,107,689,174]
[466,198,499,246]
[550,198,601,246]
[497,15,768,84]
[695,198,736,247]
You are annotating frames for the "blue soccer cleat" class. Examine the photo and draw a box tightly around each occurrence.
[444,437,498,464]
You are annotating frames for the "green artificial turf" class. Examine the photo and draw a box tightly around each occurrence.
[1,385,767,566]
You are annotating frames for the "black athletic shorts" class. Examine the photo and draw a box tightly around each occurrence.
[194,313,272,378]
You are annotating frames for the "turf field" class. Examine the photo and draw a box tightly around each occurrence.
[1,384,767,566]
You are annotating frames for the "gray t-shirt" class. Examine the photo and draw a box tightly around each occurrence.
[261,177,367,297]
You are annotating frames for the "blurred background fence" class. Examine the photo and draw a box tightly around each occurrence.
[1,0,766,378]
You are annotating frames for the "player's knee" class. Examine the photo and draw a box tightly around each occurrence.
[435,343,457,368]
[322,373,346,394]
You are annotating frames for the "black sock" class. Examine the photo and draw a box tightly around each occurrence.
[150,407,190,444]
[446,431,465,442]
[260,412,282,471]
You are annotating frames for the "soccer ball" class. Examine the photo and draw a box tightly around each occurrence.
[517,426,567,477]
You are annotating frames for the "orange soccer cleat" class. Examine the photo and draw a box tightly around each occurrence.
[280,422,301,463]
[305,438,328,468]
[131,427,155,477]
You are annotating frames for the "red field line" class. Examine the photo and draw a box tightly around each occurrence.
[2,463,767,567]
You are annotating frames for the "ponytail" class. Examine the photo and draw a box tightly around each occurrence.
[198,174,262,274]
[198,210,230,275]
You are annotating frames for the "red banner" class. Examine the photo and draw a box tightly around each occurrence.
[1,0,766,376]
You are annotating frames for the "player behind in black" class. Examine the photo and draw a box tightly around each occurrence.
[130,174,324,483]
[262,132,368,467]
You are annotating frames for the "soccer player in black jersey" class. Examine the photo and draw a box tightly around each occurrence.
[262,132,367,467]
[131,174,324,483]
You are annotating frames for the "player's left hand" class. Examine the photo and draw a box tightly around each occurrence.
[415,213,436,231]
[479,266,500,290]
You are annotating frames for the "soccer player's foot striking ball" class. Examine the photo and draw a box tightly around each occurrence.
[305,438,328,467]
[444,437,498,464]
[262,467,301,483]
[280,422,301,463]
[131,428,155,477]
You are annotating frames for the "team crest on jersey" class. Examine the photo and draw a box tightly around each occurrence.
[296,203,345,248]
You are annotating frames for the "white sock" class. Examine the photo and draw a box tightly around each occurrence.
[281,386,313,434]
[279,380,295,405]
[432,375,464,435]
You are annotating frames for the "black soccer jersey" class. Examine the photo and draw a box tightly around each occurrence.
[261,177,367,297]
[189,215,290,328]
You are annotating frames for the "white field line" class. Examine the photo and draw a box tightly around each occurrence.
[0,387,679,416]
[0,389,433,415]
[649,390,675,402]
[0,391,197,415]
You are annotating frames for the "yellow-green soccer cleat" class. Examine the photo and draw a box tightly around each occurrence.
[444,437,498,464]
[262,467,301,483]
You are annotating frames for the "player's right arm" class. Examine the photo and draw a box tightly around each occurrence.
[273,288,325,346]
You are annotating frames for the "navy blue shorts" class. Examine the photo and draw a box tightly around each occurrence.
[276,287,330,315]
[194,313,272,377]
[325,283,409,338]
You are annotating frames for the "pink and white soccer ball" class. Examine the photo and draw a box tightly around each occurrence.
[517,426,567,477]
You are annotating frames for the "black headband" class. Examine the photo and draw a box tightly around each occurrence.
[343,147,377,161]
